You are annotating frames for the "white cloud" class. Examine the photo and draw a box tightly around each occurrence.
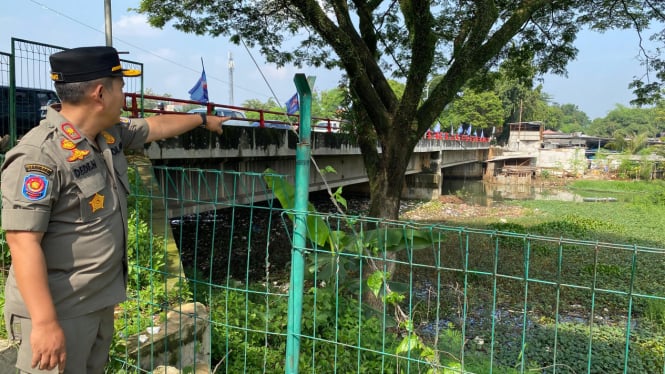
[262,65,292,81]
[114,14,160,38]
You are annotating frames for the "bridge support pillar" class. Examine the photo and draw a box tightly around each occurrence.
[444,162,484,178]
[402,151,442,200]
[403,172,441,200]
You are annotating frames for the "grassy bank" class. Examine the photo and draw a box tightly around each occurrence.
[406,179,665,248]
[397,179,665,372]
[508,179,665,248]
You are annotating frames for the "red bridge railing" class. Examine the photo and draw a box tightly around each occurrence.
[123,93,340,132]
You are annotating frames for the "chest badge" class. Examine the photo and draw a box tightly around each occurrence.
[89,193,105,213]
[67,148,90,162]
[101,131,116,144]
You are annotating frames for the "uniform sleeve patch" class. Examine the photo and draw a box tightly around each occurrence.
[24,163,54,176]
[119,117,131,125]
[22,174,49,201]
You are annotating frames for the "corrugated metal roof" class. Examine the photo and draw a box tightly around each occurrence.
[485,153,537,162]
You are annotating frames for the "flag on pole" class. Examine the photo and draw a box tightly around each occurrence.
[433,123,441,133]
[285,93,299,115]
[457,125,463,134]
[466,124,472,135]
[188,59,208,103]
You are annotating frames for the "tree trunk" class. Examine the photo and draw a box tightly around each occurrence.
[360,134,414,311]
[367,162,403,220]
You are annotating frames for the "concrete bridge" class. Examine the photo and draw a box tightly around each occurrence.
[141,125,490,217]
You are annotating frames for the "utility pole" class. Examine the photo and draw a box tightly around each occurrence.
[228,52,235,105]
[104,0,113,46]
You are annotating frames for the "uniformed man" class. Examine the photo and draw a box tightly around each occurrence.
[1,46,229,374]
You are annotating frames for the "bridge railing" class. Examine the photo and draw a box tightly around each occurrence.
[123,92,342,133]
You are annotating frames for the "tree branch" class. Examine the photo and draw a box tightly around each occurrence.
[398,0,437,135]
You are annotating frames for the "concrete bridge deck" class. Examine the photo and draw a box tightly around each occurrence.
[141,127,490,217]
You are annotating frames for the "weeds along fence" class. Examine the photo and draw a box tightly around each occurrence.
[1,160,665,373]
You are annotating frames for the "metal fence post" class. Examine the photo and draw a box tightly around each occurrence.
[285,73,312,373]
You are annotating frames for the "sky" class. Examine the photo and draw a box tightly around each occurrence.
[0,0,661,120]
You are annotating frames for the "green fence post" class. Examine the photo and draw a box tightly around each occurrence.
[285,73,312,373]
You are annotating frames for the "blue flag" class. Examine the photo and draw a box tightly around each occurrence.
[189,64,208,103]
[466,124,472,135]
[285,93,299,115]
[457,125,463,134]
[433,123,441,133]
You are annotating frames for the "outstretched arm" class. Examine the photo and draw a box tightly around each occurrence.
[144,113,229,143]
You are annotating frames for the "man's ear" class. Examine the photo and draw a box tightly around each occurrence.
[92,83,104,102]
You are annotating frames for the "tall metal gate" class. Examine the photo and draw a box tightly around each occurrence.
[1,37,144,150]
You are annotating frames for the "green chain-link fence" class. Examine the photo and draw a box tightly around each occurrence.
[102,161,665,374]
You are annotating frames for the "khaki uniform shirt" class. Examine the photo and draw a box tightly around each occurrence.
[1,107,149,319]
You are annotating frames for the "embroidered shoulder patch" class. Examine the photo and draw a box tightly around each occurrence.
[61,139,76,150]
[119,117,131,125]
[22,174,49,201]
[61,123,82,140]
[24,163,54,176]
[101,131,116,144]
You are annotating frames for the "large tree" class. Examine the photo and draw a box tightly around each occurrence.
[440,89,505,130]
[136,0,664,220]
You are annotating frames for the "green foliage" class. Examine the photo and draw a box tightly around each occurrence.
[569,179,665,194]
[532,214,624,239]
[261,169,459,372]
[644,299,665,332]
[108,169,192,372]
[551,103,591,132]
[206,285,402,372]
[0,228,9,274]
[264,168,444,281]
[637,189,665,206]
[509,185,665,248]
[441,89,504,130]
[263,169,332,248]
[109,209,193,372]
[127,166,151,218]
[587,104,663,138]
[514,322,664,373]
